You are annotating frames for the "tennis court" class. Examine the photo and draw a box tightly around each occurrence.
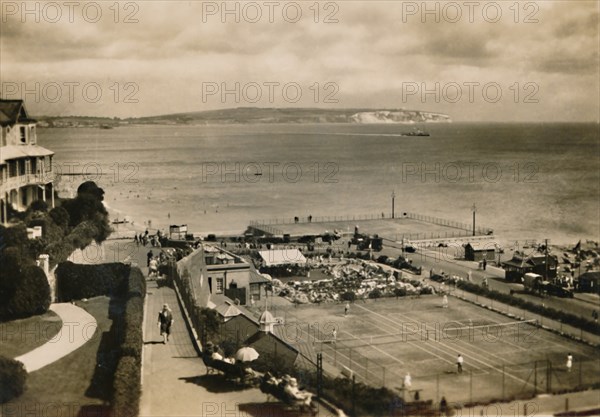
[271,295,600,405]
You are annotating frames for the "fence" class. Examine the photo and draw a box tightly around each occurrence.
[401,357,600,407]
[450,287,600,346]
[250,211,492,236]
[248,301,600,408]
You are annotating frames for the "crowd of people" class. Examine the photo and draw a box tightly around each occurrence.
[272,259,435,305]
[134,229,165,247]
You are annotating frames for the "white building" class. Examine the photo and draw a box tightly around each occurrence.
[0,99,55,224]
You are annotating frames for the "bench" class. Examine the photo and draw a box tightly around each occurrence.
[202,355,243,379]
[259,375,317,415]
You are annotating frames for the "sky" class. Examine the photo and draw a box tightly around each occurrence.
[1,0,599,121]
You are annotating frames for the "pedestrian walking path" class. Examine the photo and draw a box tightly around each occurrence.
[140,279,337,417]
[140,281,270,416]
[14,303,97,372]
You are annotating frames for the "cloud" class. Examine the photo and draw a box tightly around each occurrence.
[1,0,598,121]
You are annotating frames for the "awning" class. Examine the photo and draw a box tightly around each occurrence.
[258,249,307,266]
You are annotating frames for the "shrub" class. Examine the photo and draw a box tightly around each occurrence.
[120,295,144,361]
[56,262,131,301]
[111,356,140,417]
[0,265,50,320]
[455,281,600,336]
[27,200,49,213]
[0,356,27,403]
[127,268,146,298]
[340,291,356,302]
[369,289,382,299]
[394,288,407,297]
[49,206,70,230]
[322,376,402,417]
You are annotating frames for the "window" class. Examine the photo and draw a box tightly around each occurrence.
[215,278,224,294]
[9,161,17,177]
[20,127,26,143]
[250,284,261,297]
[29,126,36,144]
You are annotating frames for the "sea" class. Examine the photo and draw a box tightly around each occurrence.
[37,123,599,245]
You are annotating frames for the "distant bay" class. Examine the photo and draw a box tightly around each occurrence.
[39,122,599,245]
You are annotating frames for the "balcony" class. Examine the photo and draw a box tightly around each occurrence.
[0,170,54,193]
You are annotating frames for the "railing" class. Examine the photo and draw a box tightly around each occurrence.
[0,170,54,192]
[249,212,492,236]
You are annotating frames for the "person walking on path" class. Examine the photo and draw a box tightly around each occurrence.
[403,372,412,389]
[442,294,449,309]
[566,353,573,372]
[158,304,174,344]
[344,302,350,316]
[332,329,337,344]
[147,249,154,267]
[456,354,464,373]
[482,259,487,271]
[440,396,448,417]
[149,257,158,279]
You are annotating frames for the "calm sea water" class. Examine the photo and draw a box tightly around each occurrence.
[38,123,599,245]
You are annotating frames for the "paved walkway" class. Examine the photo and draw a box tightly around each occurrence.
[140,278,337,417]
[14,303,97,372]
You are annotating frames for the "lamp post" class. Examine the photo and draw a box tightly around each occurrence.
[471,204,476,236]
[391,191,396,219]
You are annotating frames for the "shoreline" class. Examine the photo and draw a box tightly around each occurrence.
[103,201,591,250]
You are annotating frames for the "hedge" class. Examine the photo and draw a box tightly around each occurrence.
[455,280,600,336]
[0,265,50,320]
[322,376,404,417]
[111,356,140,417]
[0,356,27,403]
[119,305,143,361]
[54,263,145,416]
[0,264,51,320]
[111,267,146,417]
[56,262,131,301]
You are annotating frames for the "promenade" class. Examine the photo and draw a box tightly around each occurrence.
[136,252,336,417]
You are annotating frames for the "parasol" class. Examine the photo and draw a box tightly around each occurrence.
[235,346,259,362]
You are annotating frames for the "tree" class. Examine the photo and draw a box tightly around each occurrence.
[60,181,111,243]
[49,206,70,230]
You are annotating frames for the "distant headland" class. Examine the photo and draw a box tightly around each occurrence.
[36,107,452,128]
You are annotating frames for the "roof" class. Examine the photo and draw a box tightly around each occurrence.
[245,328,299,354]
[249,270,271,284]
[579,271,600,281]
[215,301,241,318]
[0,100,36,127]
[209,293,258,323]
[259,310,275,324]
[465,242,497,251]
[258,249,307,266]
[0,145,54,165]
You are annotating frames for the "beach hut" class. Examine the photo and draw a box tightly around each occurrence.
[464,242,496,262]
